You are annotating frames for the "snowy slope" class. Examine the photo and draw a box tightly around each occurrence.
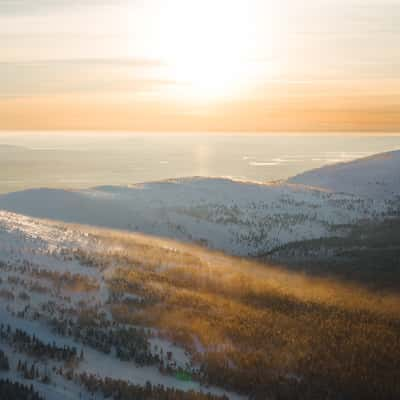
[289,150,400,200]
[0,150,399,256]
[0,211,242,400]
[0,178,385,256]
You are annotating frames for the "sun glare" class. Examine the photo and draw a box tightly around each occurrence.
[155,0,264,101]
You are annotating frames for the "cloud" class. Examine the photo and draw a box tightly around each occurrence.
[249,162,279,167]
[0,58,169,98]
[0,0,131,16]
[0,58,163,68]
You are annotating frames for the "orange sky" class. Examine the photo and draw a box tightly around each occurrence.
[1,0,399,132]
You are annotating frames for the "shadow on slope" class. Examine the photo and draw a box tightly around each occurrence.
[262,218,400,291]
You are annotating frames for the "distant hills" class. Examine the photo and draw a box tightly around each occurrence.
[0,150,399,255]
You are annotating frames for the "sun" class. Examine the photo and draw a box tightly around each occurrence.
[154,0,263,101]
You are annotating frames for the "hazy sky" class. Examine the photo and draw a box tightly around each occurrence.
[1,0,399,132]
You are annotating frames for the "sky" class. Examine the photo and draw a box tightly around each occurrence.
[0,0,399,132]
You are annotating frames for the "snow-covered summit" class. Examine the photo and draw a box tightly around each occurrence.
[288,150,400,200]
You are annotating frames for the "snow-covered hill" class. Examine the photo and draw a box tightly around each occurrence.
[289,150,400,200]
[0,150,398,256]
[0,178,386,256]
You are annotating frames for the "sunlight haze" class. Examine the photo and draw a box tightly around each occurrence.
[0,0,399,131]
